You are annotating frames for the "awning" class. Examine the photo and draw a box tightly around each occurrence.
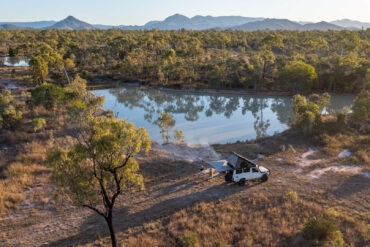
[206,160,234,172]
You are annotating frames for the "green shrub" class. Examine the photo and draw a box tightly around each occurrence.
[336,113,348,126]
[156,112,175,144]
[174,129,184,143]
[0,90,23,130]
[286,191,299,202]
[292,93,331,135]
[353,89,370,121]
[179,232,199,247]
[32,118,46,132]
[303,217,343,246]
[239,236,253,246]
[31,83,65,111]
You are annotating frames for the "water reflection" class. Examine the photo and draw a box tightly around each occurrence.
[94,86,354,144]
[0,57,30,67]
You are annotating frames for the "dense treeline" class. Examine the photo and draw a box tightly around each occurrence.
[0,29,369,92]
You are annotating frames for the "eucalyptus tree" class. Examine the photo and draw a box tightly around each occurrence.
[47,116,150,247]
[156,112,175,143]
[280,61,317,91]
[29,55,49,85]
[292,93,330,135]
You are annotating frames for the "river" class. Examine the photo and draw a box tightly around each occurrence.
[0,57,30,67]
[93,86,354,144]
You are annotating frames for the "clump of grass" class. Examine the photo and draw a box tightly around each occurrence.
[326,208,341,218]
[280,144,286,152]
[32,117,46,133]
[0,191,26,210]
[238,236,253,246]
[178,231,199,247]
[353,149,370,167]
[285,191,299,203]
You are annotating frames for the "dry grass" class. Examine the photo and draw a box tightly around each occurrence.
[317,130,369,169]
[17,141,49,164]
[0,162,48,212]
[0,138,52,212]
[0,94,53,213]
[120,195,367,247]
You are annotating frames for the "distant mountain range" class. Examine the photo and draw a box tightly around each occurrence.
[0,20,56,29]
[0,14,369,31]
[330,19,370,29]
[234,18,345,31]
[0,24,26,30]
[130,14,264,30]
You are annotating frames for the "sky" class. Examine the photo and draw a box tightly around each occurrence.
[1,0,370,25]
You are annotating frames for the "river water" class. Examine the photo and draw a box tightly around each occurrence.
[93,86,354,144]
[0,57,30,67]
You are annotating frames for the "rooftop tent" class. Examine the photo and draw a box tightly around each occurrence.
[205,152,257,172]
[227,152,257,169]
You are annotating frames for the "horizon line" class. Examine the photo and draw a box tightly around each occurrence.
[1,14,369,26]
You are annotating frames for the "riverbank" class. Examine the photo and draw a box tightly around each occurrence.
[88,78,358,97]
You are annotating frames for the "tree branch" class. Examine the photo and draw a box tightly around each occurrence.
[114,155,131,171]
[82,204,106,218]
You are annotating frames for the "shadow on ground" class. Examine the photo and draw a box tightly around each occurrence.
[45,182,260,246]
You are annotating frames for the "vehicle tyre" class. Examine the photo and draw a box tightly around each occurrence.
[224,173,232,182]
[261,174,268,182]
[237,179,246,186]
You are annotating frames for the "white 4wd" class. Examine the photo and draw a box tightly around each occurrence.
[224,165,270,186]
[206,152,270,186]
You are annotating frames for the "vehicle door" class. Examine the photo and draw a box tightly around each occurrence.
[233,169,243,181]
[237,167,251,180]
[249,167,261,179]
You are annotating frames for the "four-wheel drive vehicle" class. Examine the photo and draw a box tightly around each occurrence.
[206,152,270,186]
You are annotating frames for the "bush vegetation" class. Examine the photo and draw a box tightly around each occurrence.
[291,93,331,135]
[303,217,344,247]
[1,29,369,92]
[0,90,23,130]
[352,89,370,121]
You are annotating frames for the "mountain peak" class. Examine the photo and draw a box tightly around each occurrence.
[65,15,78,20]
[165,14,190,21]
[49,16,94,30]
[172,13,187,17]
[303,21,344,30]
[234,18,302,31]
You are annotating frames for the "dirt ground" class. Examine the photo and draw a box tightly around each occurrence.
[0,130,369,246]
